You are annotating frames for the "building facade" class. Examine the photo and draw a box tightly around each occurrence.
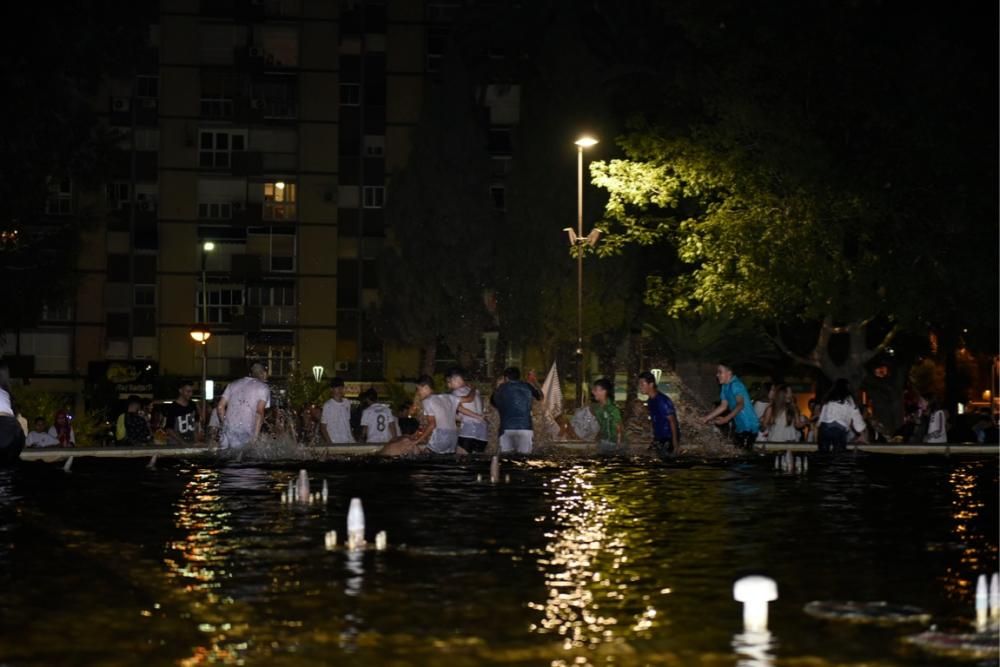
[5,0,498,405]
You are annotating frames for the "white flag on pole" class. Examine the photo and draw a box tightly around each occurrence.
[541,361,563,419]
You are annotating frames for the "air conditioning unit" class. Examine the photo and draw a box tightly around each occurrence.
[249,98,263,110]
[334,361,349,372]
[140,97,157,110]
[112,96,131,112]
[248,46,264,58]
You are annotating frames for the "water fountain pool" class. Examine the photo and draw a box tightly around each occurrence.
[0,454,995,666]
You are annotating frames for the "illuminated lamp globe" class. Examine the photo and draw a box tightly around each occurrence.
[189,326,212,345]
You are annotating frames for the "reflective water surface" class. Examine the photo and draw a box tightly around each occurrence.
[0,454,995,666]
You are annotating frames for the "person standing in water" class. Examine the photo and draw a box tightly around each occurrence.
[702,363,760,450]
[217,363,271,449]
[638,371,680,457]
[491,367,543,454]
[447,367,488,454]
[591,378,623,453]
[320,378,355,444]
[0,364,25,464]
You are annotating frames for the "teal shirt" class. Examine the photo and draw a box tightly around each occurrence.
[721,376,759,434]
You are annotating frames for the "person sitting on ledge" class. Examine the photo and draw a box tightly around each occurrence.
[26,417,58,448]
[378,376,474,457]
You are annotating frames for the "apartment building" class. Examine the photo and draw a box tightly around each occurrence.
[3,0,520,407]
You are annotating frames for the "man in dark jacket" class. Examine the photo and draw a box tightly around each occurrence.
[491,367,543,454]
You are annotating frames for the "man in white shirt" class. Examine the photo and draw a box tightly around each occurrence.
[376,375,474,457]
[447,367,488,453]
[217,363,271,449]
[321,378,355,444]
[359,388,398,443]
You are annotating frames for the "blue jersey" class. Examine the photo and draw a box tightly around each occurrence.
[721,376,759,434]
[647,392,679,442]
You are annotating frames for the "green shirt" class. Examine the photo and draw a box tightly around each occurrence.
[594,402,622,443]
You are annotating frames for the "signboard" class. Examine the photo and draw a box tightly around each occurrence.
[87,361,158,397]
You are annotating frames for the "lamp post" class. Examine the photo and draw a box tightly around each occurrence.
[192,241,215,420]
[570,136,598,407]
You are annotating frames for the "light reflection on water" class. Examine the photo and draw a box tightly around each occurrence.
[0,456,995,666]
[531,465,662,653]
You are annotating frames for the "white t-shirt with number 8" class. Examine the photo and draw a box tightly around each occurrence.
[360,403,398,443]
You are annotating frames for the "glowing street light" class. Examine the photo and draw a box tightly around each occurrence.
[569,135,598,407]
[189,326,212,344]
[312,365,325,383]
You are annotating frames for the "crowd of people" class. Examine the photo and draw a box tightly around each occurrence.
[0,358,995,464]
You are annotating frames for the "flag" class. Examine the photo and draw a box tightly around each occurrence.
[540,361,563,419]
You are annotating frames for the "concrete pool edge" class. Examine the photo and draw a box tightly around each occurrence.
[17,441,999,462]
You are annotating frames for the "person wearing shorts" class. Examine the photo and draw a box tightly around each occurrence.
[491,367,543,454]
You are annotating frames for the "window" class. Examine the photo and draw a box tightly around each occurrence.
[107,182,131,209]
[250,341,294,378]
[488,127,512,156]
[263,181,296,220]
[252,25,299,66]
[198,284,245,324]
[491,157,511,178]
[426,31,447,73]
[364,134,385,157]
[362,185,384,209]
[106,312,130,339]
[134,129,160,152]
[490,185,506,212]
[340,83,360,106]
[41,300,73,322]
[107,254,130,283]
[136,75,159,99]
[200,69,239,118]
[198,202,233,219]
[134,286,156,306]
[248,285,296,326]
[44,179,72,216]
[132,308,156,337]
[133,256,157,285]
[199,130,246,168]
[17,331,72,374]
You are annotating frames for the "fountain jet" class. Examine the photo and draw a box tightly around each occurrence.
[734,576,778,633]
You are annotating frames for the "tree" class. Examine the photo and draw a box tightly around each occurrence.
[377,42,497,376]
[589,1,997,418]
[0,3,148,343]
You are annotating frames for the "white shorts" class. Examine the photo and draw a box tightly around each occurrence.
[427,429,459,454]
[499,430,533,454]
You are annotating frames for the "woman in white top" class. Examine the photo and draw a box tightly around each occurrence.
[763,385,805,443]
[924,400,948,444]
[0,364,25,464]
[817,379,867,452]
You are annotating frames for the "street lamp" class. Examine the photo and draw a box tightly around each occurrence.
[566,135,599,407]
[194,240,215,420]
[312,365,325,383]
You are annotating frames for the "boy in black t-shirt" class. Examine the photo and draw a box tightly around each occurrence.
[165,381,201,444]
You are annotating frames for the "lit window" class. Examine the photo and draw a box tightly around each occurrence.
[263,182,297,220]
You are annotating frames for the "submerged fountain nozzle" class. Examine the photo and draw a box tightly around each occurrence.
[734,576,778,633]
[490,455,500,484]
[324,530,337,550]
[347,497,365,549]
[321,479,329,503]
[375,530,387,551]
[63,456,73,473]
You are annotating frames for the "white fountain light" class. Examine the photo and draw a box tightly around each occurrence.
[976,574,988,631]
[375,531,387,551]
[490,455,500,484]
[321,479,329,503]
[63,456,73,473]
[324,530,337,550]
[297,469,310,503]
[734,576,779,633]
[347,497,365,549]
